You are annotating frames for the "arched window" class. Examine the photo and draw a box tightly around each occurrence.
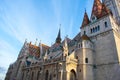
[91,29,92,33]
[95,27,97,32]
[84,31,86,34]
[78,44,80,48]
[45,70,49,80]
[98,25,100,31]
[70,70,76,80]
[93,28,95,33]
[85,58,88,63]
[105,22,108,28]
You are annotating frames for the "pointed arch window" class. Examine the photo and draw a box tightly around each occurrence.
[84,31,86,34]
[93,28,95,33]
[70,70,76,80]
[91,29,93,33]
[98,25,100,31]
[95,27,97,32]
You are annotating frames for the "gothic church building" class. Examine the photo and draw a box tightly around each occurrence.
[5,0,120,80]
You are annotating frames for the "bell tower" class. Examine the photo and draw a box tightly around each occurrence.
[103,0,120,25]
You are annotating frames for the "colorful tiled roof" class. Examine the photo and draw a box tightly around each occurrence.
[29,43,40,58]
[91,0,111,19]
[81,11,90,28]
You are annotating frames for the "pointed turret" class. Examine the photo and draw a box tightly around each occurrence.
[56,28,61,44]
[81,10,90,28]
[91,0,103,19]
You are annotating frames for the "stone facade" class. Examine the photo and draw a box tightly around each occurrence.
[5,0,120,80]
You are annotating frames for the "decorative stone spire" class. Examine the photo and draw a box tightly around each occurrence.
[81,10,90,28]
[44,50,48,60]
[39,40,43,59]
[56,27,61,44]
[91,0,103,19]
[63,36,68,57]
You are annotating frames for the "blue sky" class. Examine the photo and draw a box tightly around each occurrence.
[0,0,94,79]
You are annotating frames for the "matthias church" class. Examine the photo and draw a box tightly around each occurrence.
[5,0,120,80]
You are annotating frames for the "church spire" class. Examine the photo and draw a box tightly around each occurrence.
[81,10,90,28]
[56,27,61,44]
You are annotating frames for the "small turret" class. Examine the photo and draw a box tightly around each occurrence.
[81,34,94,80]
[81,10,90,29]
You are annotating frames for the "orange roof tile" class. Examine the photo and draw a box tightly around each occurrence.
[91,0,111,19]
[81,11,90,28]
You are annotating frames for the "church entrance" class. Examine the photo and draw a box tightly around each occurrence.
[70,69,76,80]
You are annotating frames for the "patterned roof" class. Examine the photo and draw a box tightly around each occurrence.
[91,0,110,19]
[29,43,40,58]
[28,43,50,58]
[81,11,90,28]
